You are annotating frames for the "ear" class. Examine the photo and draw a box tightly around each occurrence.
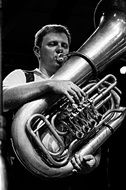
[33,46,40,58]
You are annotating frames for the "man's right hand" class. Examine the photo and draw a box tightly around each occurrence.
[47,80,85,104]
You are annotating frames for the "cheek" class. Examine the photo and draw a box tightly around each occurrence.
[42,47,54,56]
[40,48,51,61]
[40,48,47,56]
[65,48,69,54]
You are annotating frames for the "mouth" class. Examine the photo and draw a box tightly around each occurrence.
[55,53,68,65]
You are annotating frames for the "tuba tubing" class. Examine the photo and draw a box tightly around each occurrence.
[11,0,126,178]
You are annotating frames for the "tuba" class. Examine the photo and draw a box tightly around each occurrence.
[11,0,126,178]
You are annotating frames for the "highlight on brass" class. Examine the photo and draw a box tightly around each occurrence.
[120,66,126,74]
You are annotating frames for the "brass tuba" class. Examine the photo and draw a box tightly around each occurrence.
[11,0,126,178]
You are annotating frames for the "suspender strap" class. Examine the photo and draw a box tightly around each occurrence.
[23,70,35,83]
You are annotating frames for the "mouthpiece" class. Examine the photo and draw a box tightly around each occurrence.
[56,53,68,64]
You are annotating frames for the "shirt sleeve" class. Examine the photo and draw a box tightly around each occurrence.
[3,69,26,90]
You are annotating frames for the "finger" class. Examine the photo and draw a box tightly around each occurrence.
[74,89,84,102]
[64,92,75,104]
[74,154,82,167]
[71,86,86,102]
[68,89,80,103]
[87,157,96,167]
[72,83,85,95]
[75,86,85,96]
[83,154,94,161]
[83,155,96,167]
[71,156,81,171]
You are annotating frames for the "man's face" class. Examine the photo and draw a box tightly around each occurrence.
[39,32,69,76]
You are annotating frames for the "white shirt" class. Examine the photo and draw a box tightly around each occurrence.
[3,68,46,90]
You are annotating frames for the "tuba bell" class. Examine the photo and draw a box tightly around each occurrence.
[11,0,126,178]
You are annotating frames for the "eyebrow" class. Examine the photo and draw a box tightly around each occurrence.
[48,40,68,45]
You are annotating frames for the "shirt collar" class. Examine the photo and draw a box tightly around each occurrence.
[34,68,50,79]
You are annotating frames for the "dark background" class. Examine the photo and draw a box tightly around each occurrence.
[2,0,126,189]
[2,0,126,76]
[2,0,100,77]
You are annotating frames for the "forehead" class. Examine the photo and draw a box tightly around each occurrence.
[43,32,69,43]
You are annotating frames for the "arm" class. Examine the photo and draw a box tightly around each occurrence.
[3,70,85,112]
[3,80,55,111]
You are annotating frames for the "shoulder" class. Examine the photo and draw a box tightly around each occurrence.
[5,69,26,77]
[3,69,26,87]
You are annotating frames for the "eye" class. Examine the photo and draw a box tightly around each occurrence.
[48,41,57,47]
[62,43,69,49]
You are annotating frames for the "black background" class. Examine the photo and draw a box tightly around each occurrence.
[2,0,99,76]
[2,0,126,189]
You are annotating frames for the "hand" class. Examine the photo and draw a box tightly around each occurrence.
[71,154,98,174]
[48,80,85,104]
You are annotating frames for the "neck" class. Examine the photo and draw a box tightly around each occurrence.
[39,65,52,79]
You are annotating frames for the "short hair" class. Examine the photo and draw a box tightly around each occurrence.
[34,24,71,48]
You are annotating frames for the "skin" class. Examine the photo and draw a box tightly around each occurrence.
[3,31,101,174]
[39,32,69,76]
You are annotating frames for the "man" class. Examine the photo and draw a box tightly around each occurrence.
[3,24,101,189]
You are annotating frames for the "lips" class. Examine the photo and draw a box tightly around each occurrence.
[55,53,68,64]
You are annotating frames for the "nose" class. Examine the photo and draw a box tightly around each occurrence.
[56,44,63,54]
